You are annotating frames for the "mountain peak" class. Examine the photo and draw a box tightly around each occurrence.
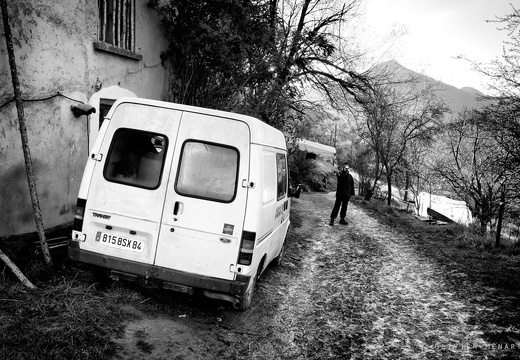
[373,60,488,113]
[460,87,484,96]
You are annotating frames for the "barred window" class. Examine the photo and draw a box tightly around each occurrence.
[98,0,135,52]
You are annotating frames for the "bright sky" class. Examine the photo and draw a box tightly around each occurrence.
[360,0,513,93]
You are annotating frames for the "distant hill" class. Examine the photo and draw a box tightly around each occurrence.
[374,60,490,115]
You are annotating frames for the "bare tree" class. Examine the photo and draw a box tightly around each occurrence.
[355,71,447,205]
[433,109,508,233]
[152,0,373,138]
[455,5,520,244]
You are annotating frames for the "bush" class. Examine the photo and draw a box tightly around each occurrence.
[289,149,335,191]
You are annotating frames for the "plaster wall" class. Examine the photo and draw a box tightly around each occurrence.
[0,0,170,237]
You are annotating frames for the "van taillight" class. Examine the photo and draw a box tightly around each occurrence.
[238,231,256,265]
[73,198,86,231]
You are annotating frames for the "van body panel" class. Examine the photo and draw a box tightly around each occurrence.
[243,145,291,270]
[155,111,250,280]
[80,103,182,264]
[70,249,249,295]
[70,98,289,309]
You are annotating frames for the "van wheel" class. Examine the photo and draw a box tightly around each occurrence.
[273,241,286,267]
[237,273,256,311]
[237,261,262,311]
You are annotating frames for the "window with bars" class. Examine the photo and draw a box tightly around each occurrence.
[98,0,135,53]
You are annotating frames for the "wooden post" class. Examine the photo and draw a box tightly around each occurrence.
[130,0,135,52]
[102,0,106,42]
[122,0,126,49]
[1,0,53,266]
[0,249,37,289]
[112,0,116,46]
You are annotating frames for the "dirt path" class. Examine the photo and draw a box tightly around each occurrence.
[113,193,516,359]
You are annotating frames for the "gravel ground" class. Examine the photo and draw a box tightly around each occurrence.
[215,192,519,360]
[2,192,519,360]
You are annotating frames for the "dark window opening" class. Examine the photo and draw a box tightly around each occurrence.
[104,128,168,190]
[99,98,115,129]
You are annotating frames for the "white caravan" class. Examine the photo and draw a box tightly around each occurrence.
[68,98,291,310]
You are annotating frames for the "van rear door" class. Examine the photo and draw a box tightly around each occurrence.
[155,111,250,280]
[80,103,182,265]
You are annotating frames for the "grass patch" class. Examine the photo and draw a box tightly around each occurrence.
[355,196,520,255]
[0,264,140,360]
[353,196,520,347]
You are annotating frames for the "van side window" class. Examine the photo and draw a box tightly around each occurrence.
[262,152,276,203]
[276,153,287,200]
[176,141,239,202]
[104,128,168,189]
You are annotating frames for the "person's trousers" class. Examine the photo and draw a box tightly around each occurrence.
[330,197,350,220]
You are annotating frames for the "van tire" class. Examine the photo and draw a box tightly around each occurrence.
[237,260,263,311]
[238,273,256,311]
[273,241,286,267]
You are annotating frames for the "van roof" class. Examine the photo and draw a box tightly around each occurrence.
[111,97,287,150]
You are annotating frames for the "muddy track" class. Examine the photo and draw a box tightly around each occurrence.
[112,193,518,359]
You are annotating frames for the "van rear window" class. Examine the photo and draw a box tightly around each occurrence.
[176,141,239,202]
[104,128,168,189]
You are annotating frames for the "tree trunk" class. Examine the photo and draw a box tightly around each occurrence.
[1,0,52,266]
[495,186,506,248]
[404,170,410,202]
[0,248,37,289]
[387,176,392,206]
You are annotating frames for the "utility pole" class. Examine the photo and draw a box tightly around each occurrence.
[1,0,52,266]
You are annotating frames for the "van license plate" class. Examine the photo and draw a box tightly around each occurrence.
[95,231,144,252]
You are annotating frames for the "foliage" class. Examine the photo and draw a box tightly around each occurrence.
[450,5,520,238]
[343,140,376,199]
[150,0,273,110]
[151,0,372,137]
[288,149,334,191]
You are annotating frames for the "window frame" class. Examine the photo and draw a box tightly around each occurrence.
[174,140,241,204]
[103,128,169,190]
[95,0,142,60]
[276,152,288,200]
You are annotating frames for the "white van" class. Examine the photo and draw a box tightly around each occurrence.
[68,97,291,310]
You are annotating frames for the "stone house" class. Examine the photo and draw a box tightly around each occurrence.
[0,0,171,237]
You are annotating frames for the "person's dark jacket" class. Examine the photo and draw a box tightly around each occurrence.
[336,170,355,199]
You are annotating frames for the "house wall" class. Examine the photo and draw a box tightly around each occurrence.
[0,0,171,237]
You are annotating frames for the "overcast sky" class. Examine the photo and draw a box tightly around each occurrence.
[360,0,513,93]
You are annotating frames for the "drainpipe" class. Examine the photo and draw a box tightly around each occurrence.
[1,0,52,266]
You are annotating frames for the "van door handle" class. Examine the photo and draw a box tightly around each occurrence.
[91,153,103,161]
[173,201,183,215]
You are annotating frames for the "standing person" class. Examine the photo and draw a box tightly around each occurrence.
[330,162,355,226]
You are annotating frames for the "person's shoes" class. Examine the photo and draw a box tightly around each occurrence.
[339,219,348,225]
[329,219,334,226]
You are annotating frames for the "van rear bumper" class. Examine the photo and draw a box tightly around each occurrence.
[68,246,249,296]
